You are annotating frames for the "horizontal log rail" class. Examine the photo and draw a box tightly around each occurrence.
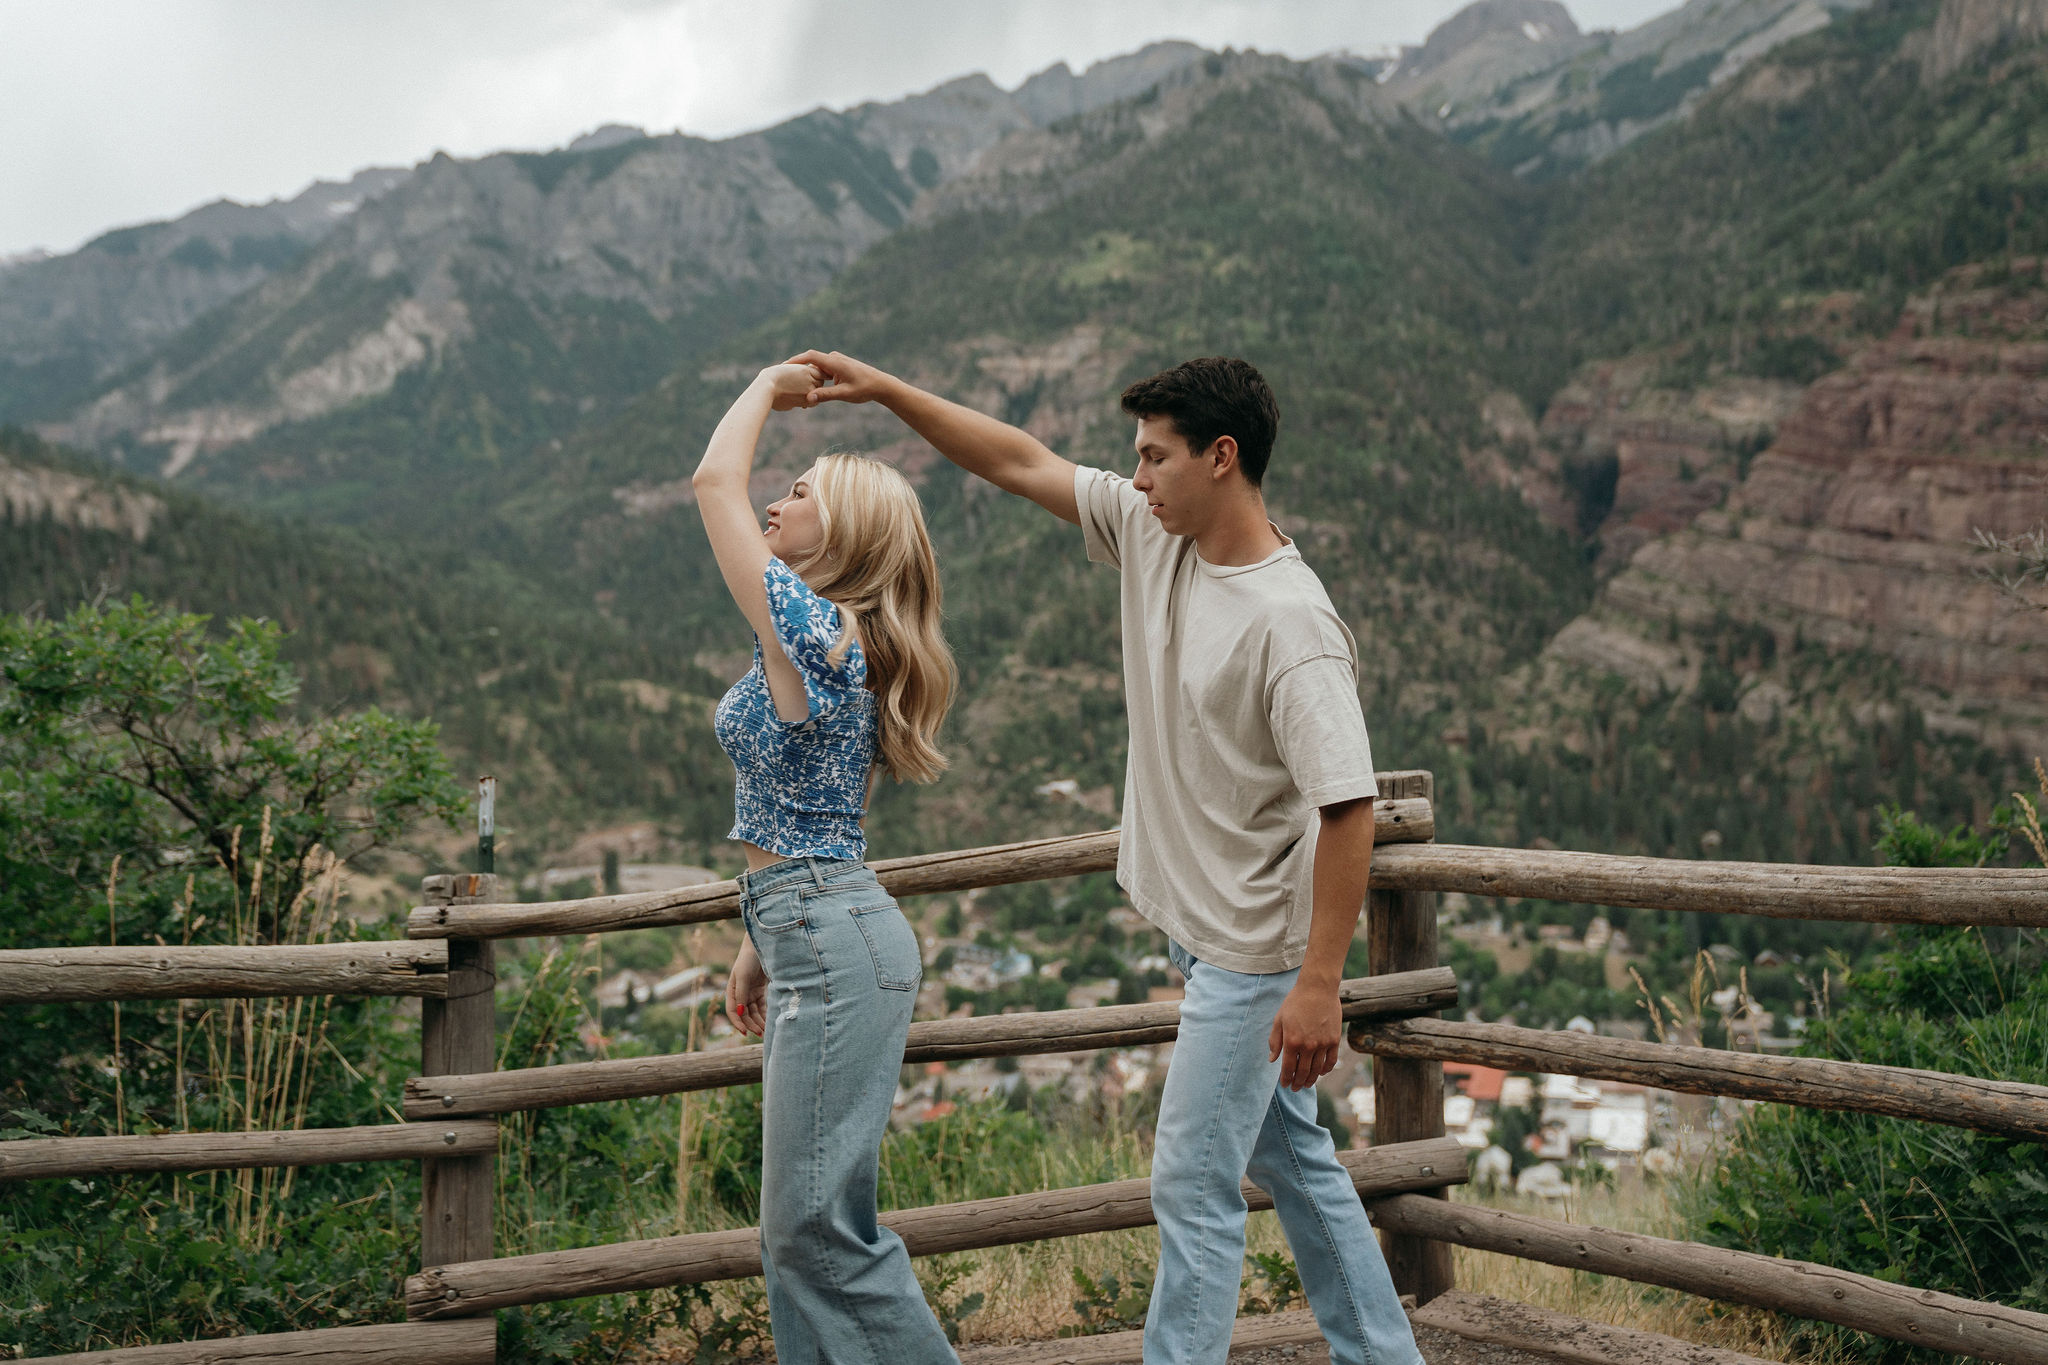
[408,968,1457,1118]
[408,816,2048,943]
[0,941,452,1005]
[1371,843,2048,927]
[406,797,1438,941]
[1368,1195,2048,1365]
[1351,1017,2048,1144]
[406,1136,1468,1319]
[30,1318,495,1364]
[0,1120,498,1182]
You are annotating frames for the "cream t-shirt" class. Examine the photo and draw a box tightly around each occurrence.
[1075,465,1378,973]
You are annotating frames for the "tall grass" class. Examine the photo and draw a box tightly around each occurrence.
[1451,1176,1861,1364]
[0,822,422,1354]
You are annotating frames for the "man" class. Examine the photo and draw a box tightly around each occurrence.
[789,349,1423,1365]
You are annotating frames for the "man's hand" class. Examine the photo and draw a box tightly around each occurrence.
[726,939,768,1037]
[786,349,896,406]
[786,347,1080,521]
[1269,979,1343,1091]
[1270,795,1375,1091]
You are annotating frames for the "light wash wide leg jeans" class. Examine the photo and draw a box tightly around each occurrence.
[1143,940,1424,1365]
[742,856,958,1365]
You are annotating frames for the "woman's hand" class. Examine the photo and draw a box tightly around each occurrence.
[759,363,823,412]
[786,349,896,406]
[726,937,769,1037]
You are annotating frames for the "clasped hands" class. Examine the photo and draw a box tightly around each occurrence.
[757,350,889,411]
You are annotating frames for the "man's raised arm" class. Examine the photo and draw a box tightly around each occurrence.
[790,349,1080,524]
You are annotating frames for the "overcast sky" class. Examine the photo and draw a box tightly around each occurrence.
[1,0,1681,258]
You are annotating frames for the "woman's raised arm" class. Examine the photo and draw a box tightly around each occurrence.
[692,364,821,719]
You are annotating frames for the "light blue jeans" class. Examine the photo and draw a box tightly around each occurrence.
[1145,940,1424,1365]
[741,857,957,1365]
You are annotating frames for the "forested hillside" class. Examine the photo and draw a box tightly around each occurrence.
[0,427,736,860]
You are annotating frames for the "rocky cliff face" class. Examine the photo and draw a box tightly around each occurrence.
[1381,0,1587,98]
[1504,361,1805,572]
[1928,0,2048,80]
[1547,265,2048,752]
[0,449,161,542]
[0,167,409,423]
[914,50,1393,222]
[30,46,1215,479]
[1401,0,1872,177]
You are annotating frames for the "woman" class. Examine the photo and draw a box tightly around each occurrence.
[693,361,959,1364]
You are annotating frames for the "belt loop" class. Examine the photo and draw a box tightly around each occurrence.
[805,857,826,889]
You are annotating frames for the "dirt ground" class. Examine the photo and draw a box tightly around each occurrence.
[1230,1328,1558,1364]
[955,1295,1773,1365]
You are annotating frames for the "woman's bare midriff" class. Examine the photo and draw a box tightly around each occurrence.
[740,841,785,872]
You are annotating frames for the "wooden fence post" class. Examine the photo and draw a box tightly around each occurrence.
[1368,769,1454,1306]
[420,872,498,1318]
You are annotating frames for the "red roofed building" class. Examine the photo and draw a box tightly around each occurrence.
[1443,1063,1507,1104]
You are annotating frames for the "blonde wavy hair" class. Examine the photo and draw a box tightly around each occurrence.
[783,453,957,783]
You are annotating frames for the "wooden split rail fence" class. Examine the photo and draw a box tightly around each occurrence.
[6,770,2048,1362]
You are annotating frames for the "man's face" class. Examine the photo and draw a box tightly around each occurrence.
[1130,415,1217,537]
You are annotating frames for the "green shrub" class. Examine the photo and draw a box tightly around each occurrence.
[1691,802,2046,1361]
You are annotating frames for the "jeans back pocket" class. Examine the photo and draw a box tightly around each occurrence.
[848,902,921,992]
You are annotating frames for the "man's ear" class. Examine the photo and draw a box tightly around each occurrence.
[1208,435,1240,482]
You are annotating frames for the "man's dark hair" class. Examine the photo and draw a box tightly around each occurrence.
[1119,357,1280,486]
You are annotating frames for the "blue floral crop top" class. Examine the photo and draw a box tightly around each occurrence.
[713,558,878,861]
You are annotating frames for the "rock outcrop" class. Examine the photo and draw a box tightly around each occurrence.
[1398,0,1873,177]
[28,46,1217,475]
[1517,360,1805,571]
[1551,267,2048,751]
[1379,0,1587,98]
[1928,0,2048,81]
[0,166,410,421]
[0,450,161,542]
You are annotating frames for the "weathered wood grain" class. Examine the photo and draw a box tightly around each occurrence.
[28,1318,495,1364]
[1369,1196,2048,1365]
[406,1137,1469,1318]
[0,941,450,1004]
[1364,767,1455,1308]
[406,797,1436,941]
[1371,844,2048,926]
[419,882,497,1273]
[0,1121,497,1181]
[1351,1016,2048,1143]
[406,968,1457,1118]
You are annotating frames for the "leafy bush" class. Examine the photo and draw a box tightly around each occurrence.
[1061,1262,1154,1336]
[1241,1251,1304,1314]
[1691,793,2047,1361]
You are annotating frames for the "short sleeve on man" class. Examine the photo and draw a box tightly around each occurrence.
[1268,654,1378,808]
[1075,465,1147,570]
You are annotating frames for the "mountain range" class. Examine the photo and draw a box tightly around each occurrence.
[4,0,2044,877]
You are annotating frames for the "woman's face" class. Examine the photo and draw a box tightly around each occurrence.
[764,463,826,560]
